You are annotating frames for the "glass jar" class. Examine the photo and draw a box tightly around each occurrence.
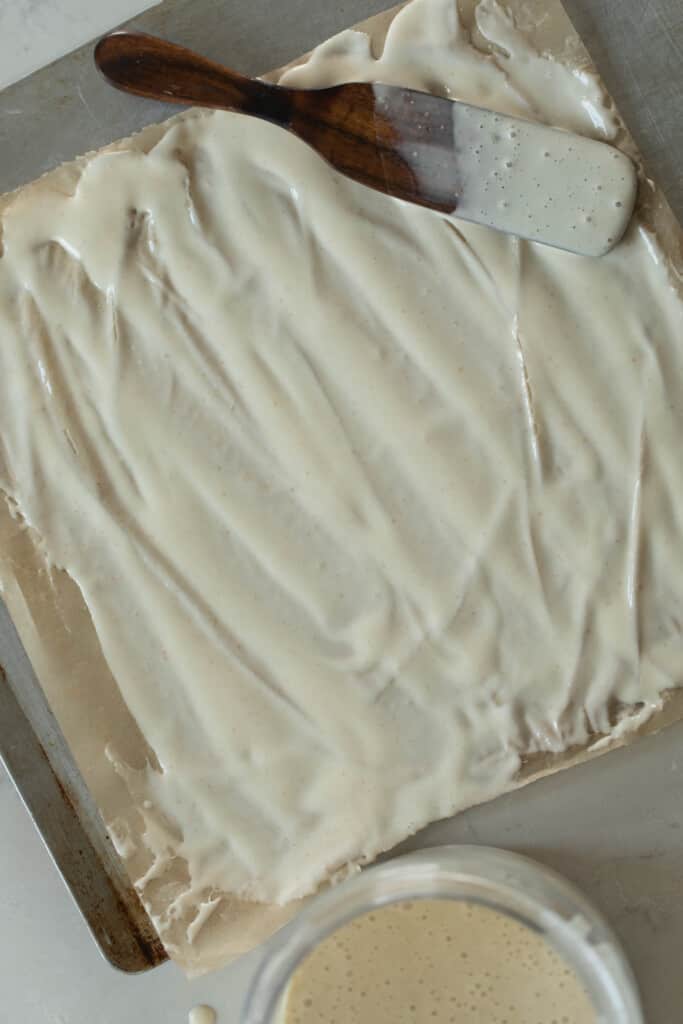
[241,845,643,1024]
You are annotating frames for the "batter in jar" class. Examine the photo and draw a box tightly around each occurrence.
[280,900,595,1024]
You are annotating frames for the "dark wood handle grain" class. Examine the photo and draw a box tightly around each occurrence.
[94,32,289,121]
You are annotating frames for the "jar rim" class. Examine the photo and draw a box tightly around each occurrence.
[241,845,643,1024]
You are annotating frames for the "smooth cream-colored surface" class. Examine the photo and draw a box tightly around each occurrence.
[0,0,682,961]
[188,1005,217,1024]
[279,900,596,1023]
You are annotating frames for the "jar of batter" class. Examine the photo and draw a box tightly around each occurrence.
[241,846,643,1024]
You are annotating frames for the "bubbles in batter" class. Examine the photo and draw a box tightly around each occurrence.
[279,899,595,1024]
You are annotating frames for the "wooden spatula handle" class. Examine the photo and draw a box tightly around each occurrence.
[94,32,290,121]
[95,32,457,214]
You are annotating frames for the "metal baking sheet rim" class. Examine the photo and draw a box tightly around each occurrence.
[0,600,167,972]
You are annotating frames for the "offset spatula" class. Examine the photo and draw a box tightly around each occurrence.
[94,32,637,257]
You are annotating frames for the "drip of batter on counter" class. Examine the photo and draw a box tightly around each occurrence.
[188,1006,217,1024]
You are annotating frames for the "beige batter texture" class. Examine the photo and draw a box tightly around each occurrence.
[280,900,595,1024]
[0,0,682,972]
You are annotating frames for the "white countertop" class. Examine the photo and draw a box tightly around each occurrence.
[1,1,682,1022]
[0,0,159,90]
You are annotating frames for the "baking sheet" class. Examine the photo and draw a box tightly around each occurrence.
[0,0,681,998]
[0,601,167,972]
